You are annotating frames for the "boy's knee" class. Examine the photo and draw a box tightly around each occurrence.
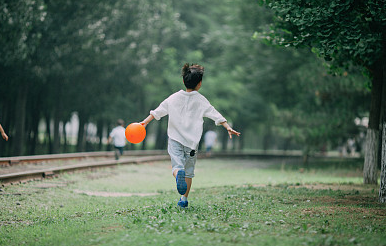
[185,168,195,178]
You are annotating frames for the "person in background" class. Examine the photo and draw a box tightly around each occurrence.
[108,119,126,160]
[204,129,217,156]
[0,122,8,141]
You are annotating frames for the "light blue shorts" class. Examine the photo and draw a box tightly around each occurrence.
[168,138,197,178]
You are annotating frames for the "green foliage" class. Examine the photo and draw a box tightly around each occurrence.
[0,0,372,155]
[254,1,374,153]
[257,0,386,71]
[0,0,46,65]
[272,56,370,152]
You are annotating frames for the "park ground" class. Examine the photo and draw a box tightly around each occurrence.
[0,157,385,246]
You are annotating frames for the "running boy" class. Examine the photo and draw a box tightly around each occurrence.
[140,63,240,208]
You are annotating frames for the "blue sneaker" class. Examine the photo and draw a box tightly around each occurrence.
[177,198,188,208]
[176,169,187,195]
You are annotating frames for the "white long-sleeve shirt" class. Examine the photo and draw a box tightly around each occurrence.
[150,90,226,149]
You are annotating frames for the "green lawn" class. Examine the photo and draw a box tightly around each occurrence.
[0,158,385,246]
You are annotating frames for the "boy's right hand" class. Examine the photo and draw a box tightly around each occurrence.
[140,121,148,128]
[140,115,155,128]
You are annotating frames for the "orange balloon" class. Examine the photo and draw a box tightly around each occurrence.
[125,123,146,144]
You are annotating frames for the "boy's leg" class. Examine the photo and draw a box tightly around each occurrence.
[183,147,197,198]
[169,139,187,195]
[176,170,187,195]
[177,177,192,208]
[184,178,192,197]
[172,171,192,197]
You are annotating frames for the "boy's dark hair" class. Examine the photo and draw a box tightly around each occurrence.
[181,63,204,89]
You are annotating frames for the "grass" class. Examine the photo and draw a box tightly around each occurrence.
[0,157,385,246]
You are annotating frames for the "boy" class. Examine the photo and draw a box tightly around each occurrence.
[108,119,126,160]
[140,63,240,208]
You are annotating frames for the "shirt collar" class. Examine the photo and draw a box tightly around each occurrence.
[179,90,199,95]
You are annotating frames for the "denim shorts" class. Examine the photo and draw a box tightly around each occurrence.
[168,138,197,178]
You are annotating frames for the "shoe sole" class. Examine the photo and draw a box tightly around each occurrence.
[176,170,187,195]
[177,202,188,208]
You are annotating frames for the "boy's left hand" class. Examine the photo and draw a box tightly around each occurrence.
[227,128,240,139]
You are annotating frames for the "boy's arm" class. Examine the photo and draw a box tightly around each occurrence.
[141,98,168,128]
[140,115,155,128]
[220,121,240,139]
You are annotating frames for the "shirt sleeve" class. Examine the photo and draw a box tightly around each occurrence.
[150,99,169,120]
[204,105,227,125]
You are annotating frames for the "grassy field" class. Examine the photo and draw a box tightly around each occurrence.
[0,157,385,246]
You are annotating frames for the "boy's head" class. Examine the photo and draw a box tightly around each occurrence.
[181,63,204,89]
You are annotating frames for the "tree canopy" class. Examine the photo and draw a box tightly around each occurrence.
[0,0,370,161]
[257,0,385,200]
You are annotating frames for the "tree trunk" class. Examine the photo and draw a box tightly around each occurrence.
[221,130,228,151]
[379,116,386,203]
[364,129,379,184]
[28,112,40,155]
[364,61,383,184]
[0,104,7,156]
[262,124,272,152]
[76,113,87,152]
[106,124,112,151]
[379,82,386,202]
[378,31,386,203]
[233,124,243,151]
[62,121,68,153]
[141,127,147,150]
[52,83,63,154]
[52,113,61,154]
[155,121,167,150]
[303,145,310,167]
[12,85,28,156]
[45,114,53,154]
[97,120,104,151]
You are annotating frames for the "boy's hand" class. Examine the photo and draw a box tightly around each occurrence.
[220,121,240,139]
[227,127,240,139]
[140,121,148,128]
[140,115,155,128]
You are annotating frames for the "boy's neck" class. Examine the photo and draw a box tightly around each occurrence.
[185,81,202,92]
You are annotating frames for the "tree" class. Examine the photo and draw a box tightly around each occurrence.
[258,0,386,201]
[0,0,46,156]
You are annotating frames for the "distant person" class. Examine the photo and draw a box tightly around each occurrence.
[140,63,240,208]
[0,123,8,141]
[347,138,356,156]
[108,119,126,160]
[204,130,217,156]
